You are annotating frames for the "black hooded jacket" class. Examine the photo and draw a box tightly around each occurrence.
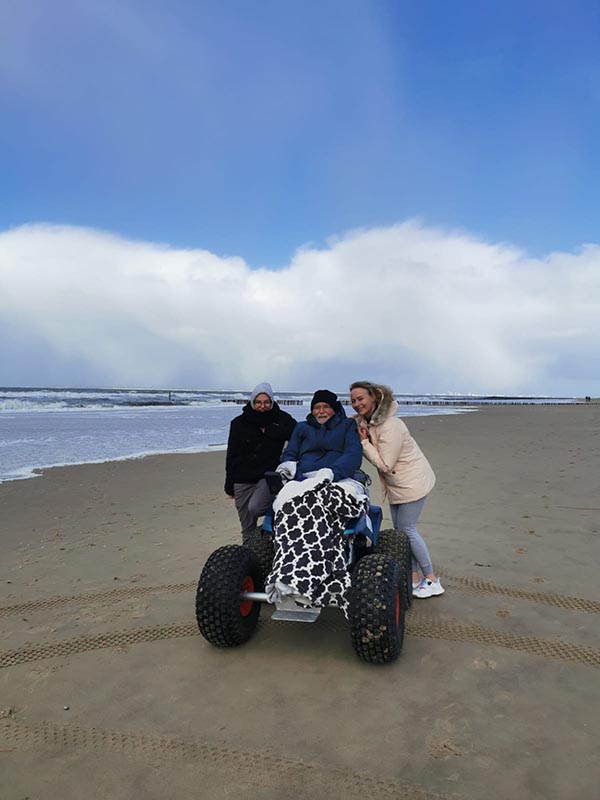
[224,402,296,495]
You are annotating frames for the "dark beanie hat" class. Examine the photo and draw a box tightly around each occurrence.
[311,389,340,412]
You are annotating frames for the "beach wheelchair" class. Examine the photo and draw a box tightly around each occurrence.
[195,472,412,665]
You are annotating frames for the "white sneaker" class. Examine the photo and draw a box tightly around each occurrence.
[413,579,445,599]
[412,579,424,594]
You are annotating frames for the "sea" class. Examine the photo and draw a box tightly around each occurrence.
[0,386,577,484]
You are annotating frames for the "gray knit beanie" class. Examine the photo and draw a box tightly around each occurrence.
[250,382,274,405]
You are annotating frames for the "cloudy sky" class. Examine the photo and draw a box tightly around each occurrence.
[1,0,599,395]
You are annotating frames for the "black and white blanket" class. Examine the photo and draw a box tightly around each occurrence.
[265,474,369,617]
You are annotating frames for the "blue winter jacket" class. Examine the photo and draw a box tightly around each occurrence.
[280,408,362,481]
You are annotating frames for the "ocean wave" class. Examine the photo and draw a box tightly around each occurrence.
[0,399,71,412]
[0,395,298,413]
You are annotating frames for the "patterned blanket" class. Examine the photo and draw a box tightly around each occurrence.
[265,478,369,617]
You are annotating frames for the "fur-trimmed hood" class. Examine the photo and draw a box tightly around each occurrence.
[368,384,397,426]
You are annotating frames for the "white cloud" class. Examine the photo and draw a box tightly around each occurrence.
[1,221,599,395]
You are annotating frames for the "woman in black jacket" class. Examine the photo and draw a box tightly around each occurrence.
[225,382,296,543]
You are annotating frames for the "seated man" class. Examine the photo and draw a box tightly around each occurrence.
[277,389,361,482]
[266,391,366,616]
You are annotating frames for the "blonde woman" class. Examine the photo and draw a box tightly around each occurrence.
[350,381,444,599]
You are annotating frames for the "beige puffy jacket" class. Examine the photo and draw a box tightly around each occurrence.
[355,387,435,504]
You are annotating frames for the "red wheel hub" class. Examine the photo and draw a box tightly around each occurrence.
[239,575,255,617]
[395,590,400,627]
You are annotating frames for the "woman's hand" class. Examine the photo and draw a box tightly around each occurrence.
[358,426,369,442]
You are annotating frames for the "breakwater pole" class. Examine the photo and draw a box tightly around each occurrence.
[223,398,597,407]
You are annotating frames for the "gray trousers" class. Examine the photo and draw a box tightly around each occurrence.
[389,496,434,577]
[234,479,272,544]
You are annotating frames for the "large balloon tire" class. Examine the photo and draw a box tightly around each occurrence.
[349,554,405,665]
[245,527,275,583]
[374,529,413,609]
[195,545,262,647]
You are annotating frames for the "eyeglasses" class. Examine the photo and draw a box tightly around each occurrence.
[253,399,272,408]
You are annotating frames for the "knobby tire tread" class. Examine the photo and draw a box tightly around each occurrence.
[375,529,413,609]
[195,545,262,648]
[349,554,405,665]
[245,528,275,582]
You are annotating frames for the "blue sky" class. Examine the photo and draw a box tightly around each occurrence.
[1,1,600,394]
[2,0,599,266]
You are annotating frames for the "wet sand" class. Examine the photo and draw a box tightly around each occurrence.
[1,405,599,799]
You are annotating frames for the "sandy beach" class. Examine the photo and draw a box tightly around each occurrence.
[1,404,599,800]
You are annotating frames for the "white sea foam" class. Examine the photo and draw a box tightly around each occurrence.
[0,399,76,412]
